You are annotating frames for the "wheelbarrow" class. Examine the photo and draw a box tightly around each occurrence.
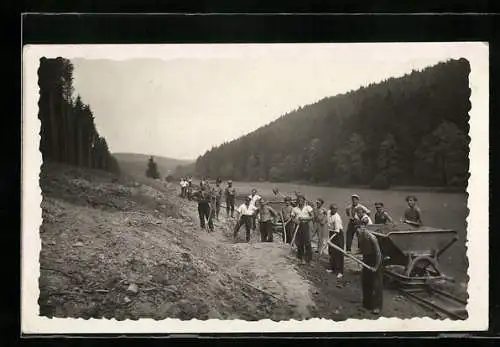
[362,223,459,286]
[319,223,459,279]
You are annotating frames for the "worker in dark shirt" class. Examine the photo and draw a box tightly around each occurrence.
[374,202,393,224]
[212,178,224,220]
[196,183,214,232]
[225,180,236,218]
[255,198,279,242]
[400,195,423,226]
[281,197,294,244]
[358,226,383,315]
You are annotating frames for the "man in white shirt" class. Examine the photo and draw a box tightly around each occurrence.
[234,197,254,242]
[180,178,186,197]
[248,188,261,231]
[345,194,371,253]
[356,207,373,226]
[326,204,345,278]
[291,195,314,265]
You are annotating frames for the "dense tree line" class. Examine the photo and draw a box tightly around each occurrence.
[38,57,120,174]
[193,58,470,189]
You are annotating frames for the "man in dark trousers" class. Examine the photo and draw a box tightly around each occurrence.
[225,180,236,218]
[358,226,383,315]
[234,197,254,242]
[281,196,294,244]
[212,178,224,220]
[326,203,345,279]
[291,195,314,266]
[345,194,371,253]
[255,198,279,242]
[196,182,214,232]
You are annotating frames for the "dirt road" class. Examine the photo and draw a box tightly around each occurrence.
[38,163,436,321]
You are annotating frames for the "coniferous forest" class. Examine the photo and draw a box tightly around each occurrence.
[193,58,470,189]
[38,57,120,174]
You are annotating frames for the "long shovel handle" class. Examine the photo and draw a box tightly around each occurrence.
[326,239,381,272]
[289,223,300,250]
[319,230,339,255]
[279,212,287,243]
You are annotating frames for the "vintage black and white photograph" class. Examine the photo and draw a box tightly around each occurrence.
[21,43,488,333]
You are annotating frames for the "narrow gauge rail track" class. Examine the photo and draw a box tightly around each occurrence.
[397,285,468,320]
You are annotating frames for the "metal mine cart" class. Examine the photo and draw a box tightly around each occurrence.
[359,223,467,320]
[364,223,459,287]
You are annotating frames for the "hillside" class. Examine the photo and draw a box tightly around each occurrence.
[114,153,192,179]
[195,58,470,189]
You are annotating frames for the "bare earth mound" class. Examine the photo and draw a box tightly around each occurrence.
[38,163,435,322]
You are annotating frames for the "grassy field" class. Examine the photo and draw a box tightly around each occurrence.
[225,181,469,285]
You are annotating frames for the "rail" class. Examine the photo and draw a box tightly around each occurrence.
[398,286,467,320]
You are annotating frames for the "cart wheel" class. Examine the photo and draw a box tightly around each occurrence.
[406,256,442,278]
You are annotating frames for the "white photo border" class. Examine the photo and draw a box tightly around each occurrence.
[21,42,489,334]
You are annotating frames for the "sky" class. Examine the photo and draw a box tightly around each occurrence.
[71,43,476,161]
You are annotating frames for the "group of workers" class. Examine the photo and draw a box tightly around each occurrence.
[179,177,194,200]
[179,177,423,315]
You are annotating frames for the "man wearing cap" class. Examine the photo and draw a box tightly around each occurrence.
[225,180,236,218]
[358,225,383,315]
[234,196,254,242]
[291,194,314,265]
[345,194,371,253]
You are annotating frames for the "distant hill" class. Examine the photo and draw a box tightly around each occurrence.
[114,153,192,179]
[195,58,470,189]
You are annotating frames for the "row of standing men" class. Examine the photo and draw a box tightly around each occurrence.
[179,178,424,315]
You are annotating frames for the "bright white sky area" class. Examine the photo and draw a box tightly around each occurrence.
[71,43,476,161]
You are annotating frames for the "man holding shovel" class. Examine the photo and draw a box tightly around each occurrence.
[325,204,345,279]
[290,195,314,265]
[196,182,214,232]
[281,196,294,244]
